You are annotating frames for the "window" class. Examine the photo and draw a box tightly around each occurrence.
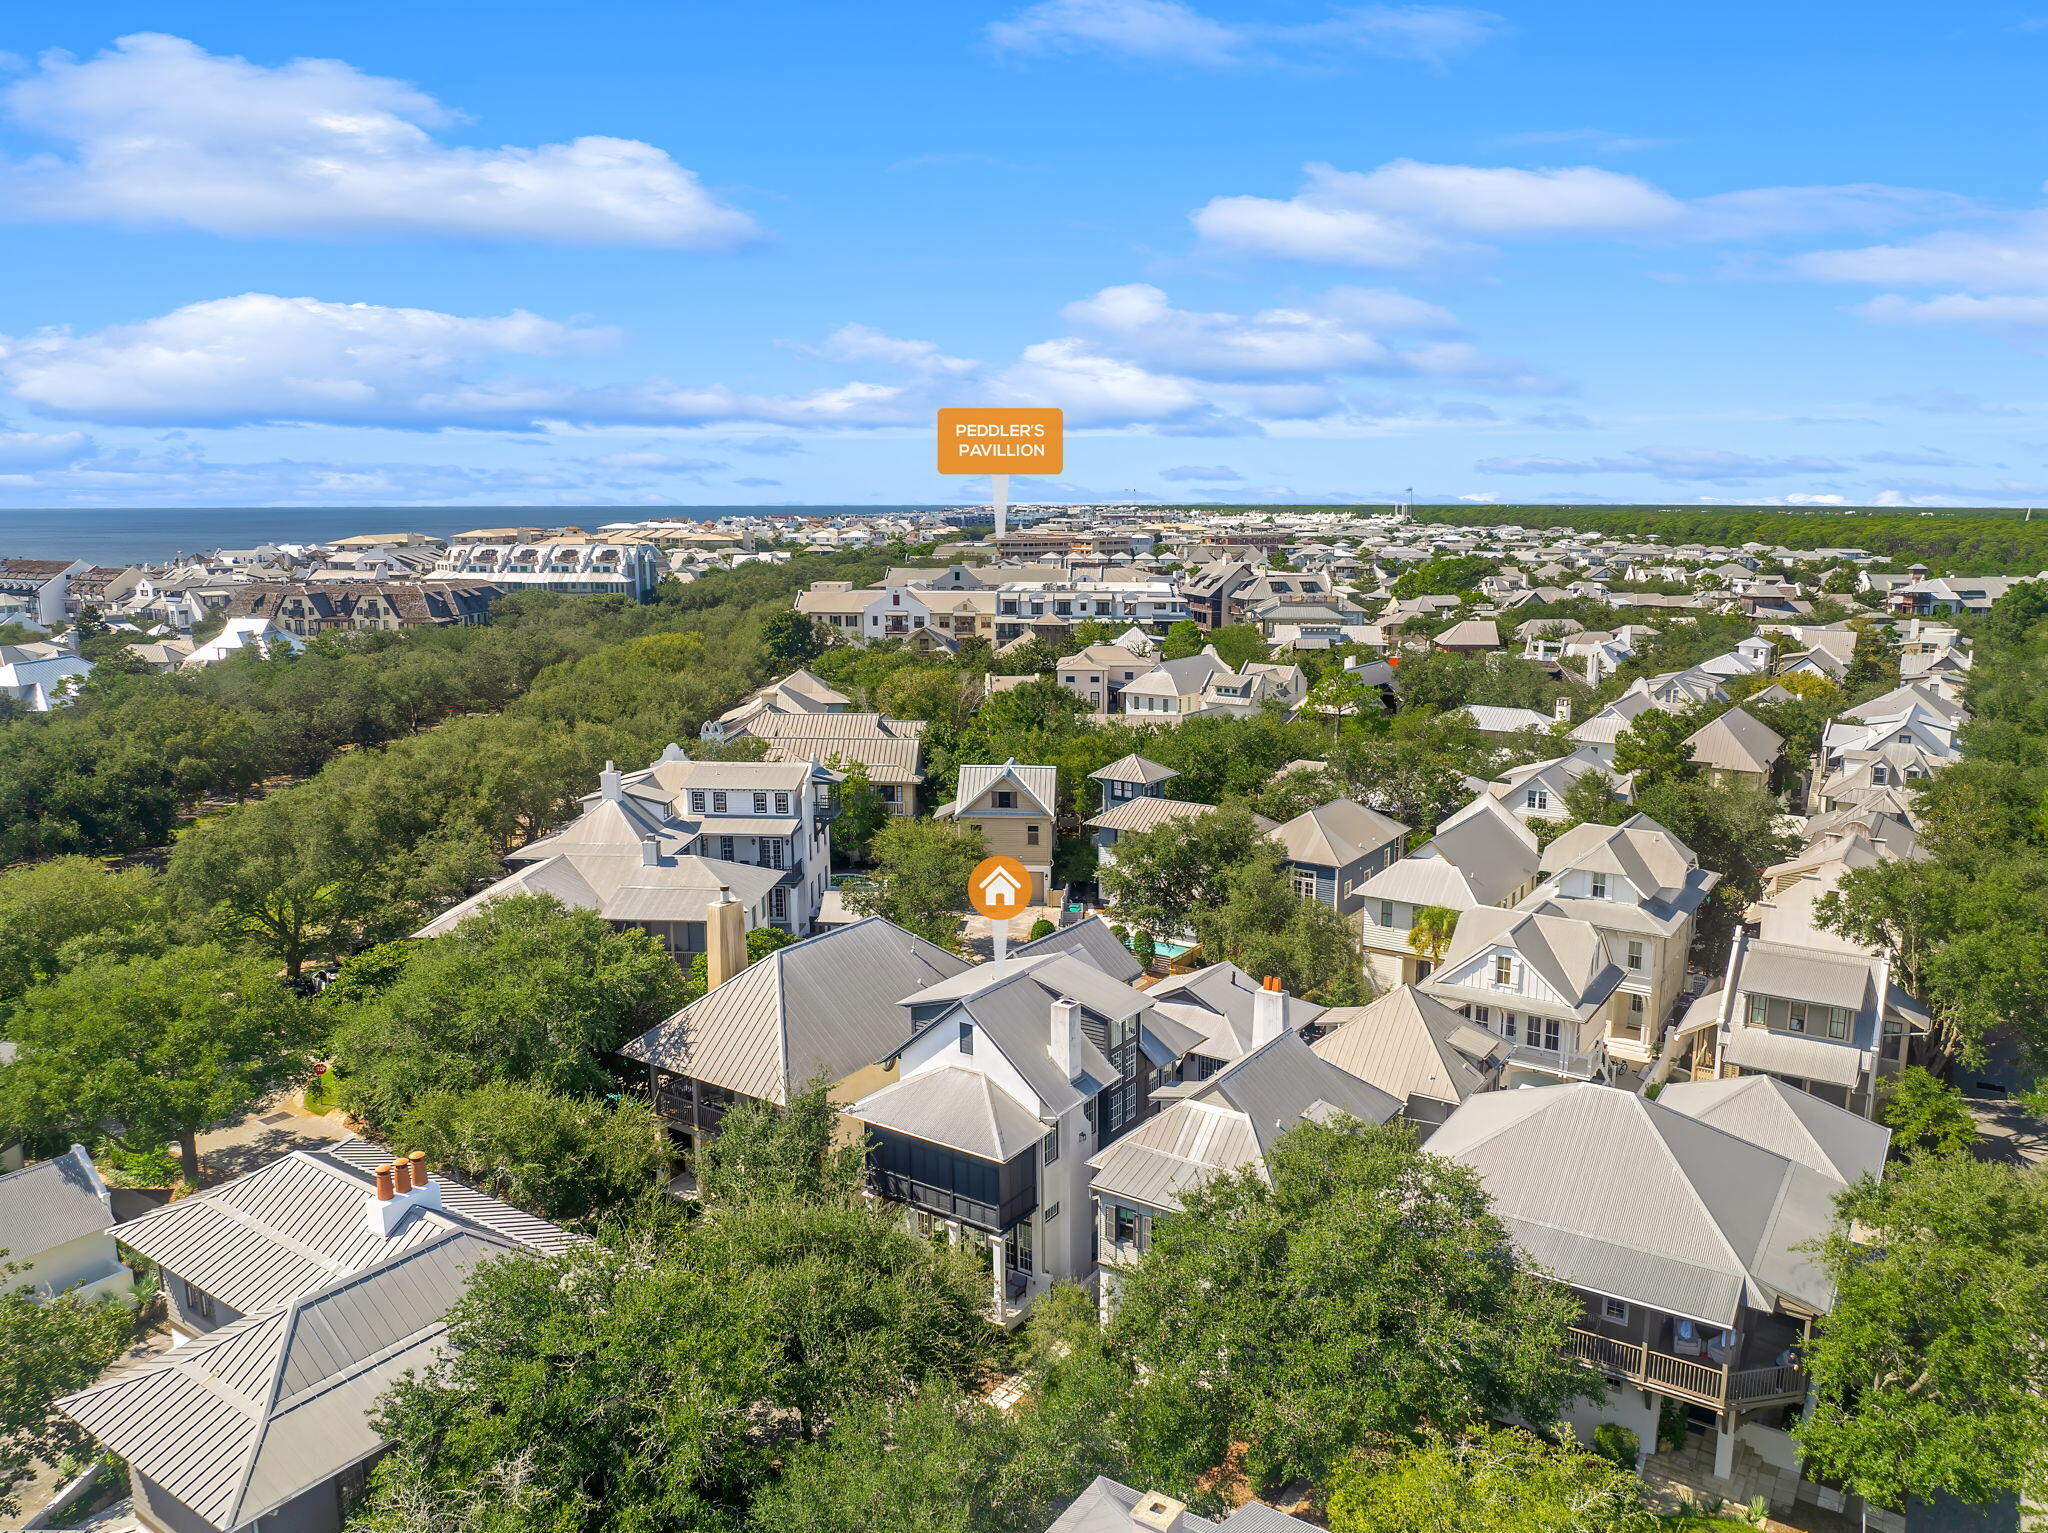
[689,790,706,813]
[1828,1010,1848,1040]
[1026,823,1041,847]
[1626,939,1644,972]
[1629,993,1645,1017]
[1113,1204,1139,1244]
[994,790,1015,809]
[769,888,788,921]
[712,791,728,813]
[182,1278,217,1321]
[1525,787,1549,811]
[1044,1132,1059,1165]
[958,1021,974,1054]
[1788,1001,1808,1034]
[764,838,786,870]
[1502,1012,1519,1042]
[753,792,768,814]
[1747,994,1768,1027]
[774,791,790,814]
[1379,899,1397,929]
[1293,869,1320,899]
[1531,1016,1562,1052]
[719,835,735,861]
[1602,1297,1630,1324]
[1494,954,1514,987]
[1590,873,1608,900]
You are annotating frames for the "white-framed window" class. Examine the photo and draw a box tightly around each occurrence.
[1378,899,1397,929]
[1525,787,1549,811]
[1044,1132,1059,1165]
[1788,1001,1808,1034]
[1747,994,1768,1027]
[1602,1297,1630,1324]
[752,792,768,814]
[1626,939,1644,971]
[712,791,728,813]
[1293,869,1320,899]
[690,790,706,813]
[1494,954,1514,987]
[1590,872,1608,900]
[774,791,790,814]
[958,1021,974,1055]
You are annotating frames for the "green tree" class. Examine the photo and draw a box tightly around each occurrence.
[1159,620,1204,660]
[1845,619,1902,694]
[1103,1116,1589,1495]
[0,1276,136,1517]
[1611,707,1699,784]
[1098,803,1271,935]
[391,1082,671,1222]
[695,1080,867,1208]
[1634,778,1797,966]
[0,945,315,1182]
[1407,904,1459,966]
[1326,1429,1657,1533]
[1796,1154,2048,1511]
[762,609,824,663]
[827,757,890,864]
[1390,554,1500,600]
[327,895,688,1132]
[844,818,985,948]
[1876,1066,1977,1158]
[1561,767,1627,828]
[1984,578,2048,644]
[0,857,170,1002]
[1191,853,1368,1003]
[360,1201,996,1527]
[1205,623,1270,670]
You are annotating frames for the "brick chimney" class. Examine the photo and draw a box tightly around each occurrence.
[705,886,748,992]
[1050,996,1082,1079]
[1251,975,1288,1049]
[1130,1492,1187,1533]
[367,1150,443,1237]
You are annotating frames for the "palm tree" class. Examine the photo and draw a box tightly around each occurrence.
[1408,905,1460,973]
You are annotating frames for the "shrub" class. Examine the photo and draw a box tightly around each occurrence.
[1593,1422,1640,1470]
[1028,918,1057,940]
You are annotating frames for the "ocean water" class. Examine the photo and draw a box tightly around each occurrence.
[0,505,954,565]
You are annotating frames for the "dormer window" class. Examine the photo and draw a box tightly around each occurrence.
[994,790,1015,809]
[1494,955,1514,987]
[1525,787,1549,811]
[753,792,769,814]
[1590,873,1608,900]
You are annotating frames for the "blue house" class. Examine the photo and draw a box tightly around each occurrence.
[1087,753,1178,815]
[1270,798,1410,916]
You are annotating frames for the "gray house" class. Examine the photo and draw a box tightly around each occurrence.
[61,1141,570,1533]
[1268,798,1409,915]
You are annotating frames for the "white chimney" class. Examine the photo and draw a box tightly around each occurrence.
[1130,1492,1187,1533]
[660,742,688,762]
[1554,695,1572,722]
[366,1152,443,1238]
[641,836,662,867]
[600,761,623,802]
[1050,997,1082,1079]
[1251,975,1288,1049]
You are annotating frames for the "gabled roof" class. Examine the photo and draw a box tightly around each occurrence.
[620,917,969,1104]
[506,790,689,862]
[411,851,782,936]
[1427,1082,1844,1324]
[0,1145,111,1256]
[1658,1074,1889,1186]
[955,760,1059,818]
[1540,813,1698,897]
[1270,798,1409,869]
[61,1226,530,1532]
[842,1065,1045,1162]
[1012,915,1144,983]
[1311,986,1505,1109]
[1684,706,1783,775]
[1424,906,1625,1022]
[1142,961,1325,1057]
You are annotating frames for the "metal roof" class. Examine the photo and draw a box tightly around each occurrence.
[1012,916,1144,983]
[1659,1074,1889,1186]
[1048,1478,1221,1533]
[1684,706,1784,775]
[1718,1025,1866,1088]
[1732,939,1875,1012]
[844,1066,1045,1161]
[1086,796,1217,834]
[1311,987,1502,1109]
[955,760,1059,818]
[1427,1083,1841,1326]
[0,1146,111,1257]
[1270,798,1409,869]
[768,736,924,785]
[413,852,780,936]
[621,917,969,1104]
[1087,753,1178,785]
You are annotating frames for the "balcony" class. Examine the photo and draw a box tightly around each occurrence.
[1565,1327,1807,1413]
[868,1167,1036,1235]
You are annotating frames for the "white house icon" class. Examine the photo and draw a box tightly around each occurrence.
[977,865,1023,906]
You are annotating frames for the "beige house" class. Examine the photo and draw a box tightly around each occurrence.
[1683,706,1784,788]
[1055,644,1157,711]
[936,760,1060,902]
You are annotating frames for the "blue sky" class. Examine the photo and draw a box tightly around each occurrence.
[3,2,2048,508]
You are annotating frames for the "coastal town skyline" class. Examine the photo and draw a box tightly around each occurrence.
[4,5,2048,510]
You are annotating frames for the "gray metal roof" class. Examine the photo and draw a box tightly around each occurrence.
[111,1141,571,1319]
[844,1066,1045,1161]
[1658,1074,1889,1186]
[1311,987,1502,1109]
[621,917,970,1103]
[1732,939,1876,1012]
[1424,906,1626,1023]
[412,851,781,936]
[1085,796,1218,834]
[956,760,1060,818]
[1088,753,1178,785]
[0,1145,111,1258]
[1142,963,1325,1060]
[61,1227,521,1532]
[769,735,924,785]
[1270,798,1408,869]
[1012,916,1144,983]
[1684,706,1784,775]
[1046,1478,1219,1533]
[1427,1083,1842,1325]
[1718,1025,1866,1088]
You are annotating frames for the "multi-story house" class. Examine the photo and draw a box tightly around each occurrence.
[1087,753,1178,813]
[1357,793,1541,989]
[935,760,1060,903]
[1269,798,1408,915]
[1513,815,1720,1072]
[1486,750,1635,823]
[0,639,93,711]
[1678,931,1930,1116]
[1089,997,1400,1312]
[1139,962,1325,1077]
[623,916,969,1168]
[62,1140,570,1533]
[1118,648,1303,720]
[1419,907,1633,1086]
[1177,558,1261,629]
[795,581,934,641]
[1056,645,1157,711]
[0,1145,130,1302]
[731,710,927,816]
[633,751,838,932]
[1430,1080,1888,1521]
[700,667,852,743]
[1683,706,1784,790]
[219,580,502,635]
[432,538,662,599]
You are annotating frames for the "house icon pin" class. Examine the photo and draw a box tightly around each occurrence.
[977,865,1022,905]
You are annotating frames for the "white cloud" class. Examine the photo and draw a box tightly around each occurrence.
[0,33,759,246]
[1160,463,1243,481]
[1853,292,2048,325]
[987,1,1500,68]
[805,323,980,373]
[0,427,94,467]
[1474,447,1847,484]
[1194,158,1953,267]
[1795,213,2048,291]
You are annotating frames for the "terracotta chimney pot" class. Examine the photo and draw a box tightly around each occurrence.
[392,1156,412,1195]
[409,1150,428,1187]
[375,1164,395,1202]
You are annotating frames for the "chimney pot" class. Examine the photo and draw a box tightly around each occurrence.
[1252,977,1289,1049]
[392,1156,412,1195]
[409,1150,428,1187]
[375,1165,395,1202]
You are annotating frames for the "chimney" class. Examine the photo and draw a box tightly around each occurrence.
[409,1150,428,1187]
[366,1150,443,1237]
[1554,695,1572,722]
[1130,1493,1187,1533]
[1252,975,1288,1049]
[660,742,688,762]
[375,1164,394,1201]
[1050,997,1082,1079]
[706,886,748,992]
[641,836,662,867]
[600,761,623,802]
[392,1155,412,1194]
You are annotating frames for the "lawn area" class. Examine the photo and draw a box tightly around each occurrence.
[301,1067,344,1115]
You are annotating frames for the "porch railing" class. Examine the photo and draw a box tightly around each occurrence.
[1565,1327,1806,1412]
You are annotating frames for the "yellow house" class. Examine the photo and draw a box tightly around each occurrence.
[936,759,1060,903]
